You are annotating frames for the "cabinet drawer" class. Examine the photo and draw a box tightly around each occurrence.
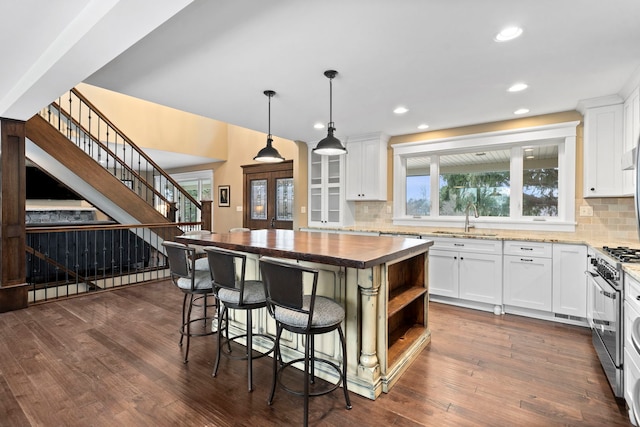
[431,237,501,254]
[503,240,552,258]
[627,273,640,304]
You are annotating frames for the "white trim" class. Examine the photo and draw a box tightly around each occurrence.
[392,121,580,155]
[392,121,579,232]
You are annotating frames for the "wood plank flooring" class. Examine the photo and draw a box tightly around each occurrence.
[0,280,631,426]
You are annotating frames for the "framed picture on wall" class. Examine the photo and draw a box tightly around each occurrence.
[218,185,230,207]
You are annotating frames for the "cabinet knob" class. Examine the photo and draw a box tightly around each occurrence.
[590,187,595,191]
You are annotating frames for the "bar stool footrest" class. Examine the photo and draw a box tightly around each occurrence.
[276,356,344,398]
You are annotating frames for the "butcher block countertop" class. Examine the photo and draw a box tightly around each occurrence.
[175,229,432,269]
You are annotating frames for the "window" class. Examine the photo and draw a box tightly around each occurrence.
[158,170,213,223]
[406,157,430,216]
[392,121,578,232]
[439,149,511,217]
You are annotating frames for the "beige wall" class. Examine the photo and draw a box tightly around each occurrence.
[356,110,639,244]
[77,83,304,233]
[76,83,227,160]
[75,84,637,243]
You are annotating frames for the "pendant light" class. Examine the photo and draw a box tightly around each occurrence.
[313,70,347,155]
[254,90,284,163]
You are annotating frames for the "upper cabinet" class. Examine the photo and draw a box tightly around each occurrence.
[622,87,640,194]
[307,147,354,228]
[345,132,388,201]
[583,102,628,197]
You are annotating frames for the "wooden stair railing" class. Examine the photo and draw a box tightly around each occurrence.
[38,88,202,223]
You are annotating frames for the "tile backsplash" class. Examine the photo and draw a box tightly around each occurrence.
[353,197,640,244]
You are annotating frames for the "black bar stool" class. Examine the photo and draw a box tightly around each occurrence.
[259,258,352,426]
[162,241,216,363]
[205,246,275,392]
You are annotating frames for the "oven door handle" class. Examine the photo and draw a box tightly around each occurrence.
[585,270,618,299]
[632,318,640,356]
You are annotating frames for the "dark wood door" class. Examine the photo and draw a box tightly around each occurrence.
[242,161,293,230]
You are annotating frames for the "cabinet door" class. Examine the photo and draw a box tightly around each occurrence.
[428,249,459,297]
[346,135,387,201]
[345,140,363,200]
[503,255,552,311]
[552,244,587,317]
[307,150,353,227]
[458,253,502,305]
[584,103,625,197]
[623,87,639,194]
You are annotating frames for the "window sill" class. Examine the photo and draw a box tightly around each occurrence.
[392,216,576,233]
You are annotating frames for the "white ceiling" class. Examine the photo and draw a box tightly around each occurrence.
[3,0,640,166]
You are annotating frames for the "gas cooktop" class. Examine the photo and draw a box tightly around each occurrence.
[602,246,640,263]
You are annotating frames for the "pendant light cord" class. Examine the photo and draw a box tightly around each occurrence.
[328,74,334,129]
[267,91,272,138]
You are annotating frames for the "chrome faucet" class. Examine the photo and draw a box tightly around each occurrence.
[464,202,479,232]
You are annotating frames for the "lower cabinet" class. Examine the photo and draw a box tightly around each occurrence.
[429,238,502,308]
[503,254,552,311]
[552,243,587,318]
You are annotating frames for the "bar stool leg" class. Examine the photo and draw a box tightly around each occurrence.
[212,304,225,377]
[268,324,283,405]
[304,333,311,427]
[179,293,188,347]
[184,294,195,363]
[338,326,352,409]
[247,309,253,392]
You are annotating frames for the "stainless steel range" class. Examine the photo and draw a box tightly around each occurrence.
[586,247,633,398]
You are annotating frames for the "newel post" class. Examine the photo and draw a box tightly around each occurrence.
[0,118,28,312]
[201,200,212,231]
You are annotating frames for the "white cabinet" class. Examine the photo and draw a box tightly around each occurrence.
[345,132,388,201]
[428,238,502,308]
[307,148,354,228]
[503,241,552,311]
[583,103,627,197]
[622,86,639,194]
[552,243,587,318]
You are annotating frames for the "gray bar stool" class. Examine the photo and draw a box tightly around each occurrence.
[259,258,352,426]
[162,241,216,363]
[205,246,275,392]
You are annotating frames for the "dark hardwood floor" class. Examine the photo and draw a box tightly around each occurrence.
[0,281,631,426]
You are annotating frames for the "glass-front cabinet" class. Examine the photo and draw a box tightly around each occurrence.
[308,147,354,228]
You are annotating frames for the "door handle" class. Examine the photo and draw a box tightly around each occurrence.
[271,217,275,228]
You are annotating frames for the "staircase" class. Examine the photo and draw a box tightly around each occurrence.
[25,88,203,239]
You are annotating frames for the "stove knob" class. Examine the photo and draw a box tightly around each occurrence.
[603,270,613,281]
[590,258,598,266]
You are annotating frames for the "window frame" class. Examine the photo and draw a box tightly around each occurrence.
[392,121,579,232]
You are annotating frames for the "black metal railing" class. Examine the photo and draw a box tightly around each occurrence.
[26,222,203,303]
[38,88,201,222]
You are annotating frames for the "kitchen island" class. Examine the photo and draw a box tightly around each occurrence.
[175,229,432,399]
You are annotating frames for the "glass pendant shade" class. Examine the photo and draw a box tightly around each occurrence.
[254,90,284,163]
[313,70,347,156]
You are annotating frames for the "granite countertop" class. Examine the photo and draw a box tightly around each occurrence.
[308,225,640,282]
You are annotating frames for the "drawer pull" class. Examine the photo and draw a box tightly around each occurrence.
[520,247,534,251]
[454,243,464,247]
[520,258,533,262]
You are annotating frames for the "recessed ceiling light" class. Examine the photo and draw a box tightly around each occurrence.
[394,106,409,114]
[313,122,325,129]
[475,152,486,156]
[514,108,529,115]
[524,148,534,152]
[526,155,535,159]
[417,123,429,130]
[495,26,523,42]
[508,83,528,92]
